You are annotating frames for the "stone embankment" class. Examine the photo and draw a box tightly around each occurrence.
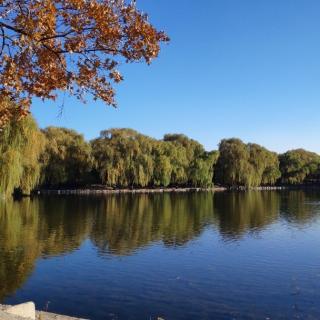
[0,303,87,320]
[37,185,314,196]
[37,187,226,195]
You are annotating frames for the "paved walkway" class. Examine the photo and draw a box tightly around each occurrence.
[0,304,87,320]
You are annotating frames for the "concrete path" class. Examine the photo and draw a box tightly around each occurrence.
[0,304,88,320]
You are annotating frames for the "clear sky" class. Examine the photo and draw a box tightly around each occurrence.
[32,0,320,153]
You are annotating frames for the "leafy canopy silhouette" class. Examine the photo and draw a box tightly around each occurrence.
[0,0,169,128]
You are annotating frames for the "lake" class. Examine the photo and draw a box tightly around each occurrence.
[1,191,320,319]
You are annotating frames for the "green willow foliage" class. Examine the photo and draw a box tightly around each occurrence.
[1,119,320,197]
[41,127,93,187]
[215,139,281,187]
[279,149,320,185]
[0,115,45,197]
[91,129,218,188]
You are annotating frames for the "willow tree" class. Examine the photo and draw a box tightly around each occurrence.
[163,134,205,186]
[152,142,172,187]
[189,151,219,187]
[215,139,280,187]
[0,1,169,128]
[215,139,251,187]
[91,128,156,187]
[91,128,216,188]
[247,143,281,186]
[0,109,45,197]
[41,127,93,187]
[279,149,320,185]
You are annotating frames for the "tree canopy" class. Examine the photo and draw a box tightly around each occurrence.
[215,139,281,187]
[91,129,216,188]
[279,149,320,185]
[0,111,45,196]
[1,116,320,197]
[0,0,169,128]
[41,127,93,187]
[91,128,156,187]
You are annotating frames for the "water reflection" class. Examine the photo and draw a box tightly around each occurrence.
[214,191,280,240]
[0,191,319,302]
[91,193,216,255]
[0,200,39,300]
[279,190,320,225]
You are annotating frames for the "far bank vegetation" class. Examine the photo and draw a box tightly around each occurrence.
[1,115,320,197]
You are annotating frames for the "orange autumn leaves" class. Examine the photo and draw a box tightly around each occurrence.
[0,0,169,128]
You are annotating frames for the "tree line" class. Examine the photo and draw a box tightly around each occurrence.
[1,115,320,197]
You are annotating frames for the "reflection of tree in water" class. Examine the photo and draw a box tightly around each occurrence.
[213,191,281,240]
[1,191,320,301]
[36,197,94,256]
[90,193,216,255]
[0,199,40,300]
[0,197,93,300]
[0,194,217,300]
[280,190,320,226]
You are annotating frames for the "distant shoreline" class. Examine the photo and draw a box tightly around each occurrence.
[37,186,226,195]
[33,185,310,196]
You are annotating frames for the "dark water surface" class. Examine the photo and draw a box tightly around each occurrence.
[1,191,320,319]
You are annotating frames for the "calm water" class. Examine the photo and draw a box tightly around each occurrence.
[1,191,320,320]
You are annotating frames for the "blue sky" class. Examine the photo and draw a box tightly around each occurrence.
[32,0,320,153]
